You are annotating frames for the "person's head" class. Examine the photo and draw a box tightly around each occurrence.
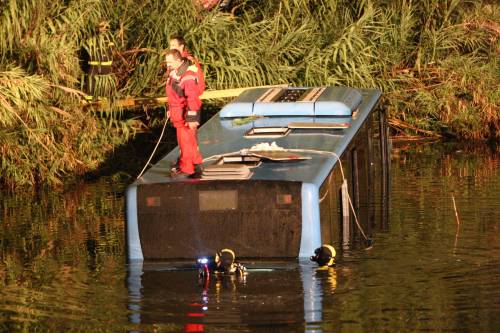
[165,49,183,70]
[169,35,186,53]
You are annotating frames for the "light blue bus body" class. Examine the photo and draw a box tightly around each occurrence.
[126,86,386,261]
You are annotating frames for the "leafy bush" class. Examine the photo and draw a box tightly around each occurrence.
[1,0,498,187]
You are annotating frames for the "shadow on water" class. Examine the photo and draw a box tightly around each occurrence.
[0,141,499,332]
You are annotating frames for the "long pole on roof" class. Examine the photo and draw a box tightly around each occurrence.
[90,85,289,109]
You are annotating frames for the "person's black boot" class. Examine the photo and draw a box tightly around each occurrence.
[189,164,203,179]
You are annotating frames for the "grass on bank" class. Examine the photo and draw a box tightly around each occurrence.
[0,0,498,188]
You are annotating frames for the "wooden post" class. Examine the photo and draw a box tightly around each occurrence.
[342,179,350,250]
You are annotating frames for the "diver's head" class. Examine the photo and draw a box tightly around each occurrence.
[310,244,336,267]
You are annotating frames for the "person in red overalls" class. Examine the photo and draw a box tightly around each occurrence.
[169,35,205,94]
[165,49,203,178]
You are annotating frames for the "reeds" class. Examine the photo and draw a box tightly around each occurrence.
[0,0,498,187]
[0,0,133,188]
[115,0,498,138]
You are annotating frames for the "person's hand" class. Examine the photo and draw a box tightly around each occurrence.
[186,121,199,129]
[166,111,171,119]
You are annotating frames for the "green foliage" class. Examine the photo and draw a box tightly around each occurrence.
[0,0,498,187]
[113,0,497,139]
[0,0,130,188]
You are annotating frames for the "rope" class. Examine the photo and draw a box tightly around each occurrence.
[136,115,169,180]
[201,145,370,242]
[288,149,370,242]
[328,151,370,243]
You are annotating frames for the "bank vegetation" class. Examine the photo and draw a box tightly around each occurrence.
[0,0,498,187]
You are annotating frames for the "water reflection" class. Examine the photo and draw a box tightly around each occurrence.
[0,181,130,331]
[1,142,499,332]
[126,259,340,332]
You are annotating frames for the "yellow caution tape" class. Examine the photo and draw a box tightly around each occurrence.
[88,61,113,65]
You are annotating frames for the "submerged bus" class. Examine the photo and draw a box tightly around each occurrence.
[126,86,389,261]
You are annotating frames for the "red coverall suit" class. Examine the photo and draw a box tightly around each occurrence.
[166,60,203,175]
[181,49,205,94]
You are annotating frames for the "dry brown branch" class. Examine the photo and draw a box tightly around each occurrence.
[452,194,461,226]
[120,48,158,55]
[49,106,72,118]
[388,118,442,137]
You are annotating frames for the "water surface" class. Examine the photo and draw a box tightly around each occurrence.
[1,142,499,332]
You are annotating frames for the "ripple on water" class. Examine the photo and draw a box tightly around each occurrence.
[1,144,499,332]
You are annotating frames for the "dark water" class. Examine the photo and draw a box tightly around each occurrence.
[1,142,499,332]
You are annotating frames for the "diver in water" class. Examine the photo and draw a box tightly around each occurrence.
[310,244,336,267]
[197,248,247,279]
